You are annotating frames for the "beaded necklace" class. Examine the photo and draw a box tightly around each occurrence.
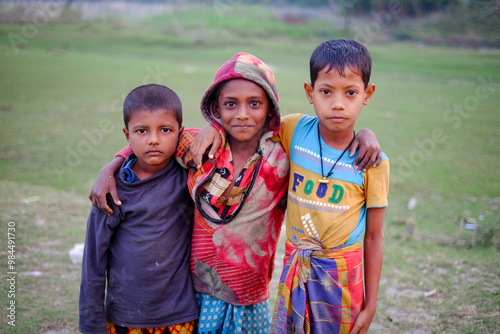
[317,128,356,184]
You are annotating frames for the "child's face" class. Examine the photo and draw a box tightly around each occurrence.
[215,78,270,146]
[305,66,375,137]
[123,108,181,172]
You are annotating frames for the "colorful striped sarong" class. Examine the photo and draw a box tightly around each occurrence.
[272,238,363,334]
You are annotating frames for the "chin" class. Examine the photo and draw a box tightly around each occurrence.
[230,134,253,142]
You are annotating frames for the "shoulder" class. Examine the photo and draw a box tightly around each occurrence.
[364,157,390,178]
[154,160,189,186]
[87,202,121,230]
[280,113,318,139]
[281,113,316,129]
[281,113,303,124]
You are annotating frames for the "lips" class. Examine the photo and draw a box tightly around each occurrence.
[146,150,163,155]
[232,125,253,130]
[328,116,346,122]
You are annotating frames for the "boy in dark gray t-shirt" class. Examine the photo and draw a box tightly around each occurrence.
[79,84,198,334]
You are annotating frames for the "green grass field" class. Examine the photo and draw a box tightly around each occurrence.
[1,3,499,333]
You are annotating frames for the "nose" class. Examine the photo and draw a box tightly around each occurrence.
[236,105,250,119]
[148,131,159,145]
[331,93,344,110]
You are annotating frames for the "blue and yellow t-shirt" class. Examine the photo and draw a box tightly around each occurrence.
[279,114,390,249]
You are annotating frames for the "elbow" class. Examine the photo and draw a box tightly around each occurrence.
[364,233,385,250]
[365,232,384,243]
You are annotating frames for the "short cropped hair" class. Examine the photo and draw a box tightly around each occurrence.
[123,84,182,127]
[310,39,372,88]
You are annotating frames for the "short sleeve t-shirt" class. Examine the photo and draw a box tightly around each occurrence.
[279,114,390,249]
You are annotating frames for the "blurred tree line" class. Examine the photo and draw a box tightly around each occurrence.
[199,0,497,17]
[281,0,458,16]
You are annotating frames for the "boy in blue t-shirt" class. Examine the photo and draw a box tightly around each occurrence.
[79,84,198,334]
[273,39,389,334]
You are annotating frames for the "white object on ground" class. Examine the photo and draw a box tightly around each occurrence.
[69,243,85,265]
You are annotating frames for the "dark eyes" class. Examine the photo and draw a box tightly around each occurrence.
[223,101,262,107]
[136,128,171,134]
[320,89,357,96]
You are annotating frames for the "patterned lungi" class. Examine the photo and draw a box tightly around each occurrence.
[107,320,195,334]
[196,293,272,334]
[272,238,363,334]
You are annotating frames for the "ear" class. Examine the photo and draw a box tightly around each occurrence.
[363,84,376,105]
[268,106,274,118]
[304,82,314,104]
[178,125,184,139]
[123,127,130,142]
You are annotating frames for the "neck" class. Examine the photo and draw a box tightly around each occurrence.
[227,136,260,182]
[318,126,355,150]
[228,136,260,158]
[132,159,170,180]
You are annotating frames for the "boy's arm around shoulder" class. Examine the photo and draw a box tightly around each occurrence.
[89,127,199,215]
[351,129,383,173]
[88,144,134,216]
[275,114,382,173]
[89,156,125,216]
[175,128,210,169]
[79,206,120,334]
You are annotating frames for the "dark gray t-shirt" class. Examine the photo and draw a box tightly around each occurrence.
[79,155,198,334]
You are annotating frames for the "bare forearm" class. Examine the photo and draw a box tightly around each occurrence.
[351,207,385,333]
[105,156,125,174]
[363,236,384,310]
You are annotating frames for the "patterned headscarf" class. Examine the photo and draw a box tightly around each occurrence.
[200,52,281,137]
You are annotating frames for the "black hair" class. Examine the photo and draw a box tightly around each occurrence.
[309,39,372,88]
[207,80,229,116]
[123,84,182,127]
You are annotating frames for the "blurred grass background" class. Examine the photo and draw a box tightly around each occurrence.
[0,0,499,333]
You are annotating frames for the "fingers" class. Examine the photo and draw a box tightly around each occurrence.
[191,132,213,168]
[210,134,222,160]
[109,184,122,206]
[349,136,360,158]
[97,198,114,216]
[191,124,223,168]
[374,151,382,167]
[189,136,203,168]
[349,310,369,334]
[89,189,113,216]
[350,128,382,172]
[349,321,362,334]
[354,152,378,172]
[89,191,98,208]
[352,141,367,171]
[353,146,382,173]
[98,178,121,216]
